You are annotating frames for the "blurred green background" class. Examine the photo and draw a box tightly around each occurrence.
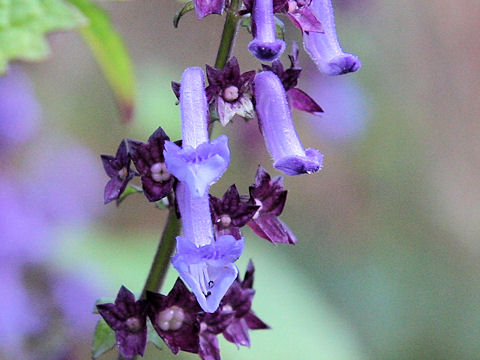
[7,0,480,359]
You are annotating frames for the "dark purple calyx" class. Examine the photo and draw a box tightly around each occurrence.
[246,166,297,244]
[96,286,148,359]
[147,278,202,354]
[128,127,176,202]
[101,139,136,204]
[209,184,259,240]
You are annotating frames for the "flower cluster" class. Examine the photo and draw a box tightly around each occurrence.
[98,263,267,360]
[98,0,361,358]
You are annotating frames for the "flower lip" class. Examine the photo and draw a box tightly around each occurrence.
[248,39,286,62]
[326,53,362,76]
[274,147,324,175]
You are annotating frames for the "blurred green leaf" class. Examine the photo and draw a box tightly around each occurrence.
[239,15,285,40]
[0,0,84,73]
[173,1,194,28]
[147,321,164,349]
[92,318,116,359]
[68,0,136,122]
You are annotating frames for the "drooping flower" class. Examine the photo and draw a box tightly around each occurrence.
[193,0,225,19]
[253,71,323,176]
[147,278,202,354]
[164,68,244,313]
[96,286,148,360]
[209,184,259,240]
[205,57,256,126]
[248,0,286,62]
[247,166,297,244]
[128,127,175,202]
[100,140,136,204]
[303,0,361,75]
[262,42,323,115]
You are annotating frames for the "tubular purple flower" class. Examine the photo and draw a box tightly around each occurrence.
[254,71,323,175]
[248,0,286,62]
[164,68,230,197]
[303,0,361,75]
[164,67,244,313]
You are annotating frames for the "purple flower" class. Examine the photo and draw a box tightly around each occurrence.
[253,71,323,175]
[193,0,225,19]
[147,278,201,354]
[303,0,361,75]
[209,184,259,240]
[247,166,297,244]
[0,66,41,151]
[205,57,256,126]
[172,233,245,313]
[128,127,175,202]
[101,140,136,204]
[166,67,243,313]
[164,68,230,198]
[96,286,148,360]
[285,0,324,34]
[164,136,230,198]
[262,42,323,115]
[248,0,286,62]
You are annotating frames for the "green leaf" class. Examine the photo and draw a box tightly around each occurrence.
[173,1,194,28]
[240,15,285,40]
[147,321,164,350]
[0,0,84,73]
[67,0,136,122]
[116,184,143,206]
[92,318,116,359]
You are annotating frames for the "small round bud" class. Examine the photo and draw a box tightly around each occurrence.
[222,86,239,102]
[218,214,232,228]
[157,305,185,331]
[126,316,142,333]
[118,167,128,179]
[150,162,171,182]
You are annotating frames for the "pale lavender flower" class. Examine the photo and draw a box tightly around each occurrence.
[164,68,230,198]
[253,71,323,175]
[0,66,41,151]
[303,0,361,75]
[165,68,243,313]
[248,0,286,62]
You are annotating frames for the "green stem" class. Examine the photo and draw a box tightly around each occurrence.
[214,0,242,70]
[140,206,181,298]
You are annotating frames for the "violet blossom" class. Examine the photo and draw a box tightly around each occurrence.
[284,0,324,34]
[253,71,323,176]
[97,286,148,359]
[248,0,286,62]
[303,0,361,75]
[164,67,244,313]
